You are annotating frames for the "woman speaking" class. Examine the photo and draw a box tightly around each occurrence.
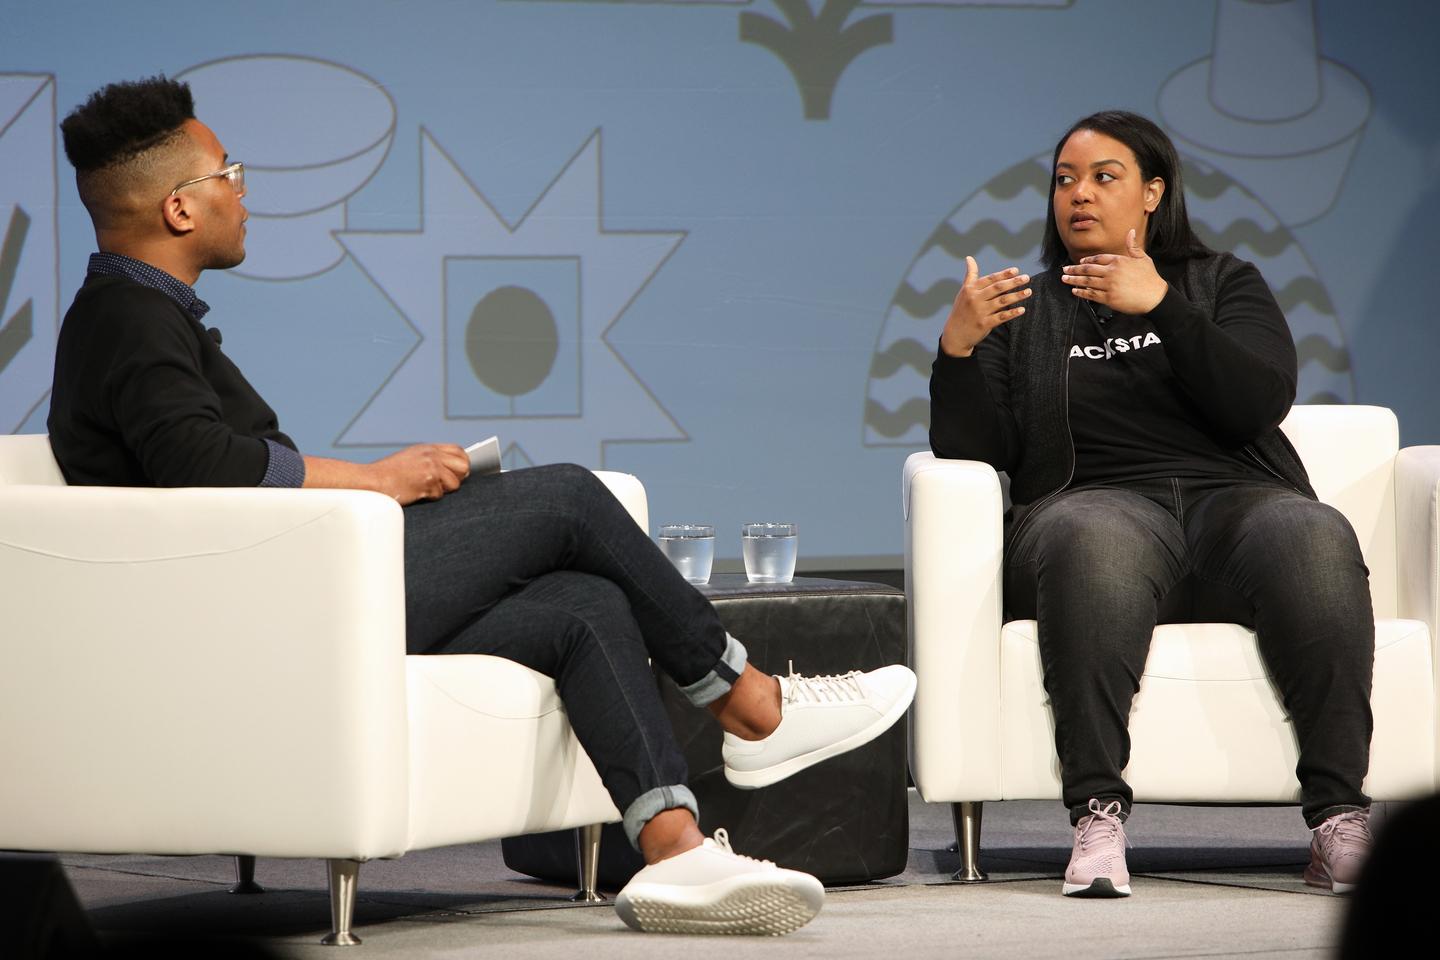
[928,111,1375,898]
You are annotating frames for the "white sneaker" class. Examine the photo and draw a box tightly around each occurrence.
[615,828,824,935]
[722,662,916,789]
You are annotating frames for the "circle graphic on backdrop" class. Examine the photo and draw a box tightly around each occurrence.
[465,285,560,397]
[862,154,1354,447]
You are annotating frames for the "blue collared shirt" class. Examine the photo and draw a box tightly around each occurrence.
[88,252,211,320]
[85,253,306,488]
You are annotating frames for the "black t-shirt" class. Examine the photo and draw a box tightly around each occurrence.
[1067,297,1272,487]
[928,253,1303,507]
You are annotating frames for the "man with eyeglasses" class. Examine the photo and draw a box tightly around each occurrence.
[46,75,917,937]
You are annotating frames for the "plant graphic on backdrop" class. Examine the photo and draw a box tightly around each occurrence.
[740,0,892,120]
[0,206,32,375]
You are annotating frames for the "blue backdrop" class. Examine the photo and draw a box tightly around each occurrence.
[1,0,1435,569]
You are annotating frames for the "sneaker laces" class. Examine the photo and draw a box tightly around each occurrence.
[710,828,774,867]
[1076,799,1132,853]
[1314,809,1372,848]
[780,661,865,705]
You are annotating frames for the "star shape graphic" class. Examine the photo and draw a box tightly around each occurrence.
[335,128,686,467]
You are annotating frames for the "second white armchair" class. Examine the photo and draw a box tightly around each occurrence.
[905,405,1440,880]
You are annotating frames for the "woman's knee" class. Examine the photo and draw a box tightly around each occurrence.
[1239,499,1368,585]
[1213,498,1373,642]
[1024,497,1179,584]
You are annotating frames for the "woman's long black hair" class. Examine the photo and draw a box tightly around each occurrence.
[1039,110,1211,271]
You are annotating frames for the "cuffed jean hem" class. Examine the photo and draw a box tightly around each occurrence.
[1306,803,1370,830]
[677,634,748,708]
[622,783,701,852]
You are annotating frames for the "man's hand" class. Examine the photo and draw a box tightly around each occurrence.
[939,257,1031,358]
[1061,229,1169,316]
[303,443,470,505]
[368,444,469,504]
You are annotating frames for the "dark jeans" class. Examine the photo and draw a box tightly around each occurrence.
[401,463,740,847]
[1005,476,1374,828]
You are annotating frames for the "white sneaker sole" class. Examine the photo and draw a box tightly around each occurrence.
[615,873,824,935]
[724,669,917,790]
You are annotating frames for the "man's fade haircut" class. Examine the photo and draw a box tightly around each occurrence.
[1039,110,1212,272]
[60,75,195,175]
[61,76,202,231]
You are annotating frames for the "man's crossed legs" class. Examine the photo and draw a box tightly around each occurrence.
[402,464,916,932]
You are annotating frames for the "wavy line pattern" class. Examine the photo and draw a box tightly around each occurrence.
[864,397,929,438]
[1192,220,1294,259]
[1181,161,1234,201]
[866,149,1354,449]
[1272,276,1335,316]
[894,278,960,319]
[924,218,1045,263]
[870,338,934,378]
[982,159,1050,202]
[1296,334,1351,373]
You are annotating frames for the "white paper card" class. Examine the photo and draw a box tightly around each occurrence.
[465,436,502,477]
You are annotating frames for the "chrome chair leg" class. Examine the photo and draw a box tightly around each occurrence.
[228,855,264,894]
[320,859,362,945]
[569,823,609,903]
[951,801,989,882]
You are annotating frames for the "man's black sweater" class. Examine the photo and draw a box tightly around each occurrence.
[48,273,296,487]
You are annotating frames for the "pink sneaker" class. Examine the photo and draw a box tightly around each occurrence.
[1062,799,1132,898]
[1305,808,1373,894]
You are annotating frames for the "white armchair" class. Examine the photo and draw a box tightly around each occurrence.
[904,405,1440,879]
[0,435,641,943]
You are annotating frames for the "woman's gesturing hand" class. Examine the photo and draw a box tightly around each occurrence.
[1061,229,1169,316]
[939,256,1031,358]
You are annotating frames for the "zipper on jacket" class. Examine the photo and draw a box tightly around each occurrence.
[1008,299,1080,547]
[1240,441,1309,496]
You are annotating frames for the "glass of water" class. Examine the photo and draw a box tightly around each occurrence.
[741,523,798,583]
[659,525,715,584]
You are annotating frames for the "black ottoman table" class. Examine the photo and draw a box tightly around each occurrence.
[502,574,909,888]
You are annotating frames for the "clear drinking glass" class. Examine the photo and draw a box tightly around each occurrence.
[741,523,798,583]
[659,525,715,584]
